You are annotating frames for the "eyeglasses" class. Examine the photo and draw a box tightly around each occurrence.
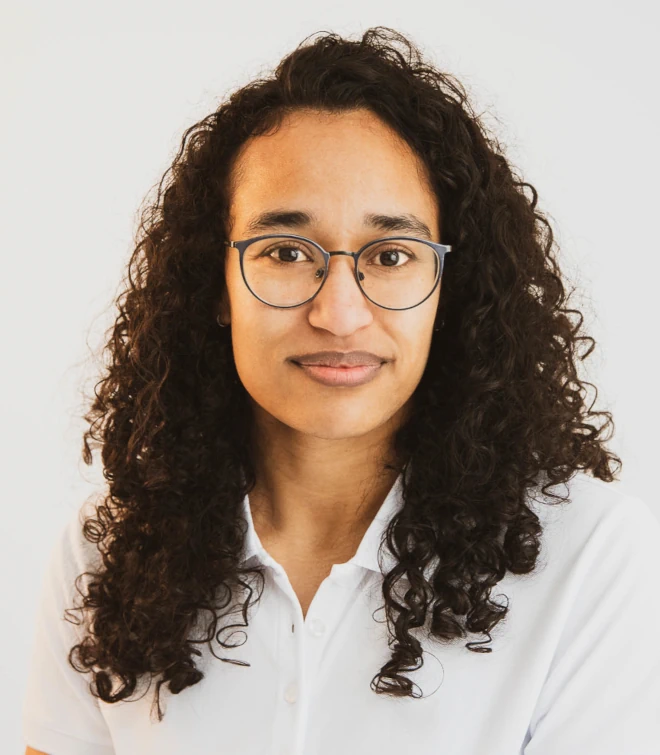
[223,233,453,310]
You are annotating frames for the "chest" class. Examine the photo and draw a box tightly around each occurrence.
[287,567,330,619]
[262,543,352,619]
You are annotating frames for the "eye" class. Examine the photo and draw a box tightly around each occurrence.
[374,248,411,266]
[363,244,417,268]
[261,242,314,264]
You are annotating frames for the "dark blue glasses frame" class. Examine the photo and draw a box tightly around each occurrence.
[223,233,454,311]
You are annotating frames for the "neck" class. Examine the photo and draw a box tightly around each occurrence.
[246,404,408,557]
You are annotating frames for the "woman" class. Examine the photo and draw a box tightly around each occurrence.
[23,26,660,755]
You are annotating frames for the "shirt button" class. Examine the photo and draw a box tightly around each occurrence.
[284,681,298,703]
[308,618,326,637]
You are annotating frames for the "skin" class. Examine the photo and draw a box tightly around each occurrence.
[219,107,442,564]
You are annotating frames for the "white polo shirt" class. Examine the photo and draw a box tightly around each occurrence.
[22,470,660,754]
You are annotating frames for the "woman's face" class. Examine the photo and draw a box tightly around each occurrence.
[221,107,442,441]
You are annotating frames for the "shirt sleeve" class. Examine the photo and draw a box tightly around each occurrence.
[523,492,660,755]
[22,503,116,755]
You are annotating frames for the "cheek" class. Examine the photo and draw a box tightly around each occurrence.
[396,324,434,384]
[232,321,269,377]
[230,313,290,395]
[397,347,429,390]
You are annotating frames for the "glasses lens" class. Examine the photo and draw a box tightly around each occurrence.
[242,236,440,308]
[357,238,440,309]
[243,236,326,307]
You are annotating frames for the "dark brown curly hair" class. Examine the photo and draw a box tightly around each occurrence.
[65,26,621,723]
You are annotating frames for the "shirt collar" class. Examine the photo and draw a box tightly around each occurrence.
[239,467,408,575]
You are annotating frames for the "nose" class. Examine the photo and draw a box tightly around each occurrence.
[306,252,374,335]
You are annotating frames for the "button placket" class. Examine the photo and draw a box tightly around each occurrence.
[268,573,304,755]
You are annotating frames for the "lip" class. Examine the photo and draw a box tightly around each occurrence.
[291,362,384,387]
[288,350,385,367]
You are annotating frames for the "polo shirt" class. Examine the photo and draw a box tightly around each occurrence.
[22,470,660,754]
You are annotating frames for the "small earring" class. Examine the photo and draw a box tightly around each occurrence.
[217,314,229,328]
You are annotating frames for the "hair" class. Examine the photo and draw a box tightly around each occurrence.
[65,26,621,722]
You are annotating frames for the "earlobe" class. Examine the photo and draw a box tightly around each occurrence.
[216,300,231,327]
[217,287,231,326]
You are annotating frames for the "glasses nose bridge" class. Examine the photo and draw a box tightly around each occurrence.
[322,249,363,285]
[326,249,358,261]
[324,249,361,272]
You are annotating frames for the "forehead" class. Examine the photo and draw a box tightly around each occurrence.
[228,109,438,234]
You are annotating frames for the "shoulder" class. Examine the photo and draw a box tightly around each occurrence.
[529,470,656,531]
[47,496,108,614]
[527,470,659,579]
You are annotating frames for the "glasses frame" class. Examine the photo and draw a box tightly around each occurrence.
[223,233,454,311]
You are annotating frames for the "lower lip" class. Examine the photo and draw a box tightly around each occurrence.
[292,362,385,386]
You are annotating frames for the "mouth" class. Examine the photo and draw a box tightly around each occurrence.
[290,361,385,387]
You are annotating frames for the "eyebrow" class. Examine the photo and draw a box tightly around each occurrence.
[244,209,435,242]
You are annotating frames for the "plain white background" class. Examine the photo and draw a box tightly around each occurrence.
[3,1,658,751]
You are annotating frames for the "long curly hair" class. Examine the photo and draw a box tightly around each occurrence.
[66,26,621,723]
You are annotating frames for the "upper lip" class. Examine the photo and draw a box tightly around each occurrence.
[290,350,387,367]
